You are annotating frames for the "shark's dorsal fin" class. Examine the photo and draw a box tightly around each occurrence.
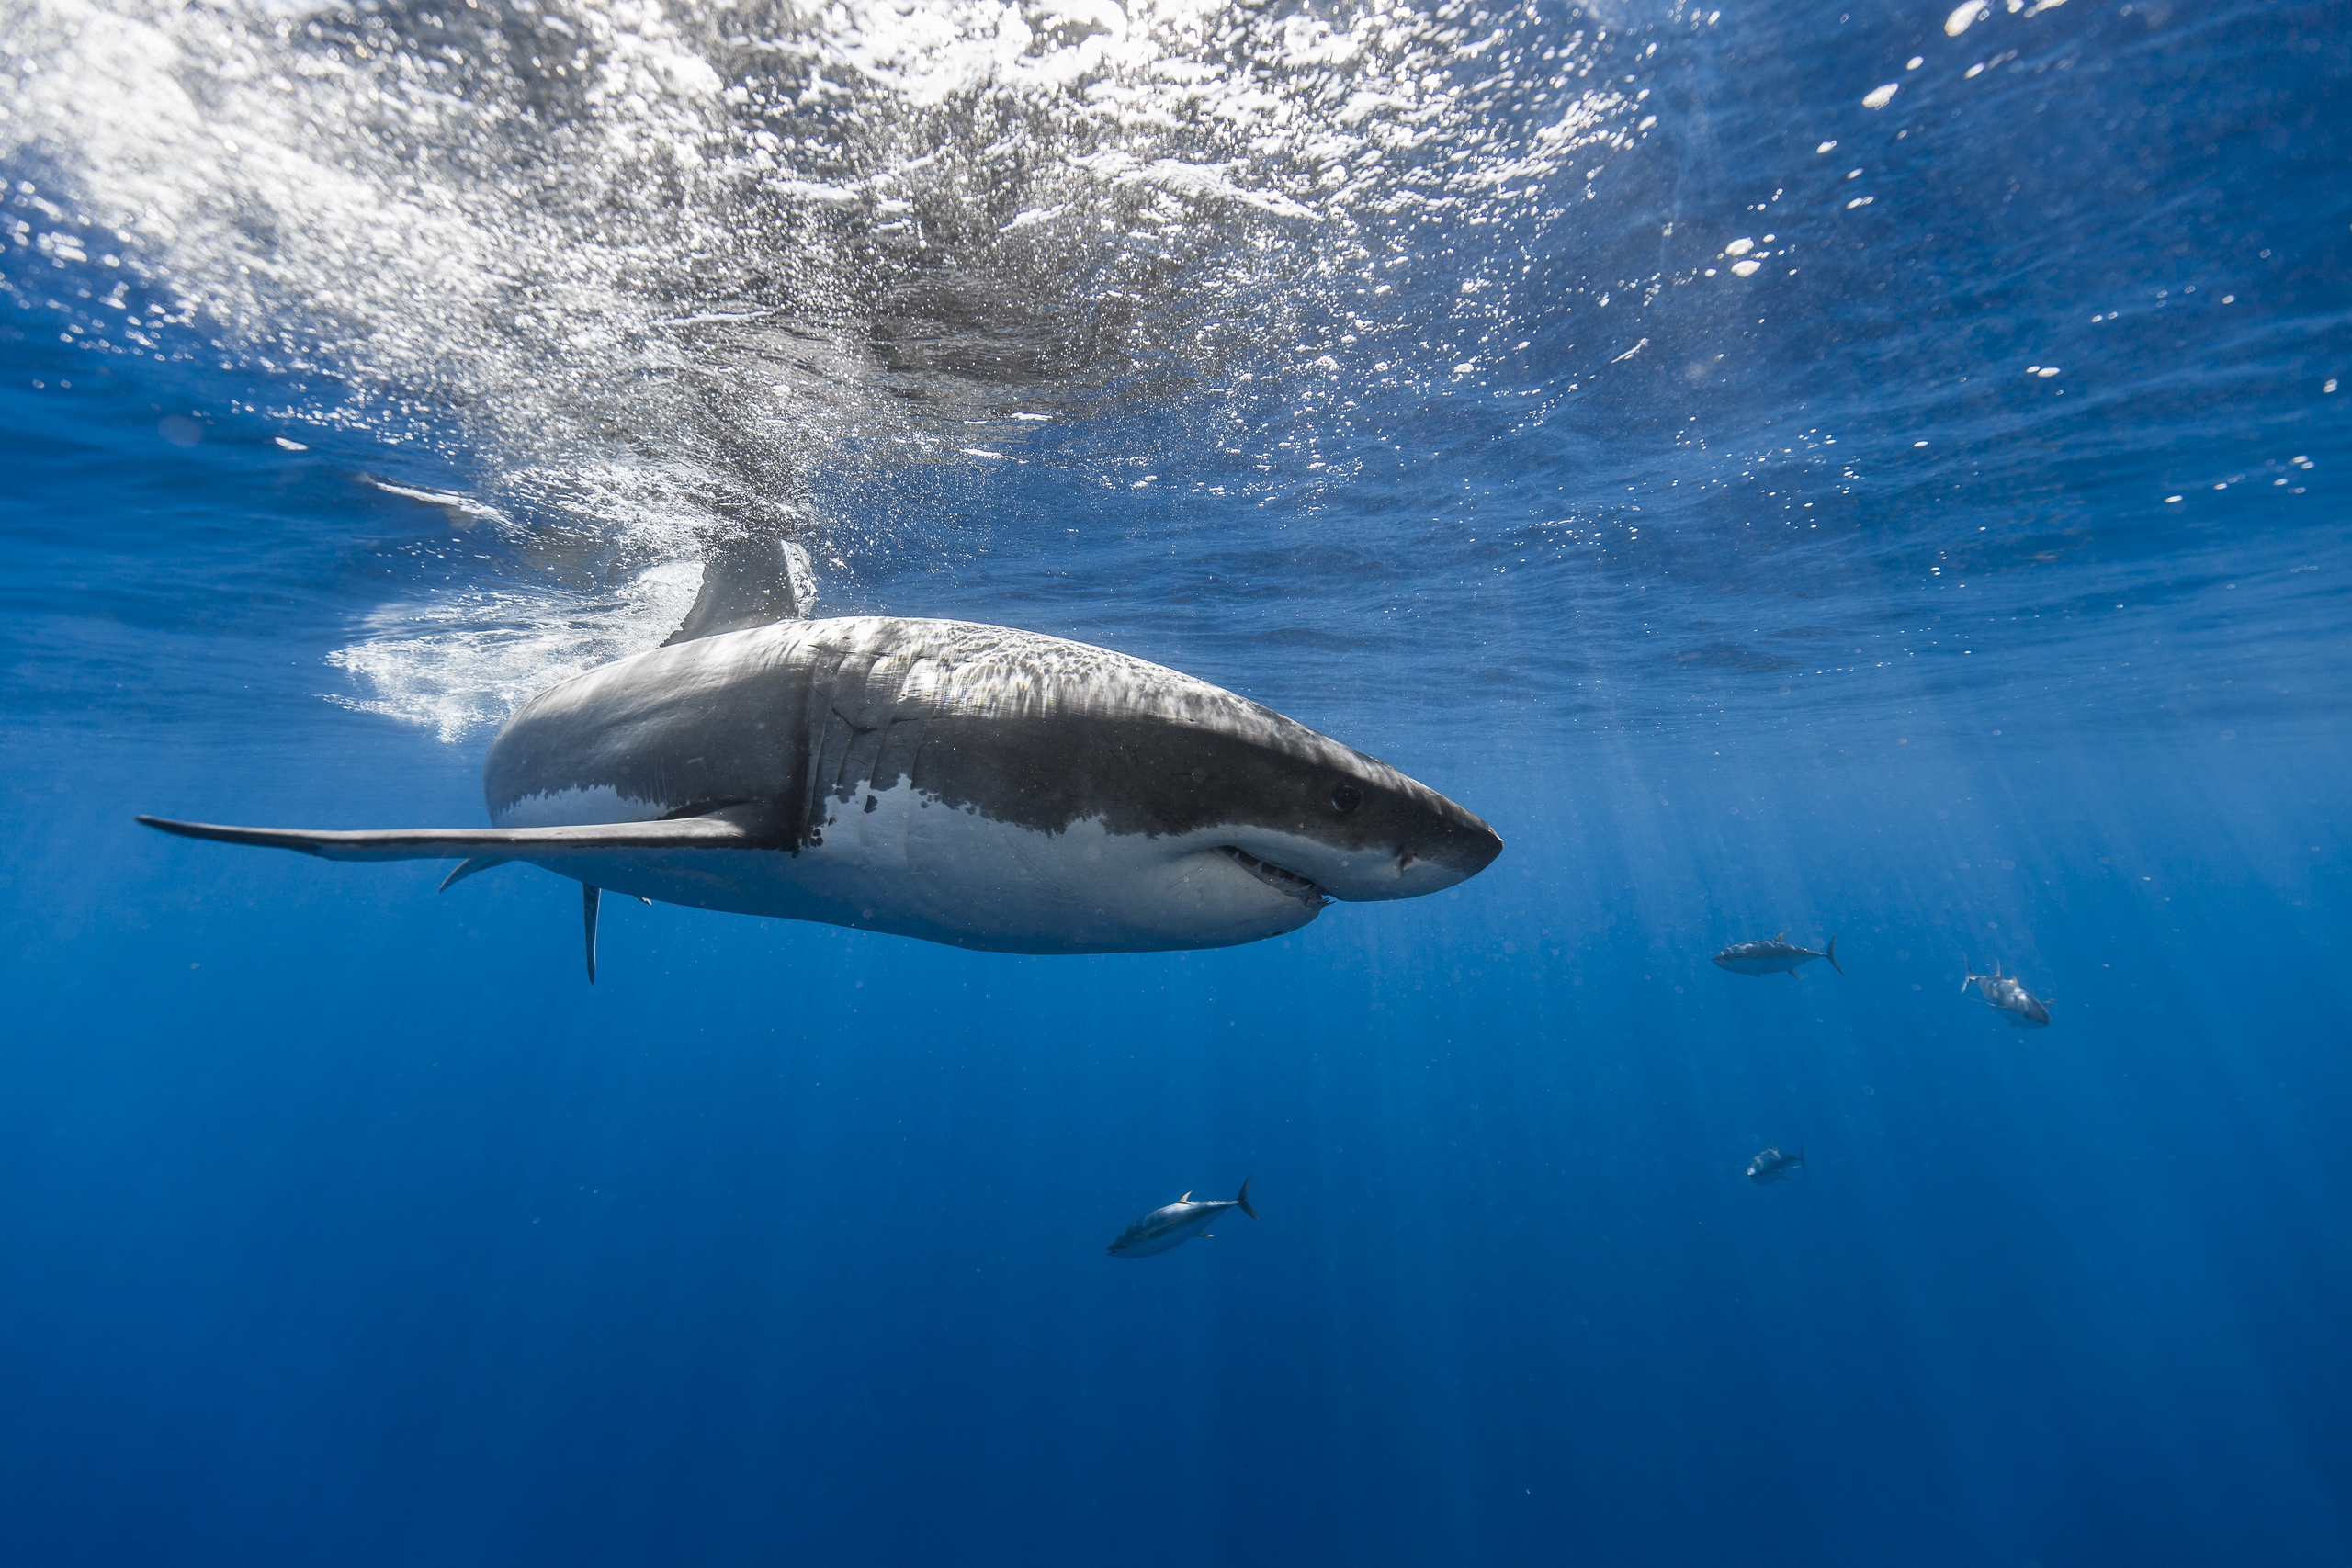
[1180,1191,1192,1203]
[662,532,816,646]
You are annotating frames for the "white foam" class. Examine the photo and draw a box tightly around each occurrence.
[326,560,702,742]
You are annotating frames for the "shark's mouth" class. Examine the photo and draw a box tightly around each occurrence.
[1219,846,1329,906]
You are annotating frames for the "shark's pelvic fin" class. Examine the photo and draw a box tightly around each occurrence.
[137,811,768,863]
[583,885,601,984]
[438,855,510,892]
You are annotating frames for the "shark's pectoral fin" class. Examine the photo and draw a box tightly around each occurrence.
[137,811,771,863]
[583,886,601,984]
[139,812,770,985]
[438,855,510,892]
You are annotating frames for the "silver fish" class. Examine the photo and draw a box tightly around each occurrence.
[1747,1145,1807,1184]
[1713,932,1842,978]
[1962,959,2052,1028]
[1107,1178,1258,1258]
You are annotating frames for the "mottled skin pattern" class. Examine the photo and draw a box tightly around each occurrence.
[1747,1145,1806,1184]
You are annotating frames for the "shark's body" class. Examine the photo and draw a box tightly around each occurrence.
[1962,960,2052,1028]
[1713,933,1841,978]
[1747,1145,1806,1185]
[1107,1179,1258,1258]
[143,615,1500,974]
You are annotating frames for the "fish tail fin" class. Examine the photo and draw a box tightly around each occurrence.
[1826,936,1843,976]
[1960,956,1973,994]
[1237,1176,1259,1221]
[1797,1144,1806,1170]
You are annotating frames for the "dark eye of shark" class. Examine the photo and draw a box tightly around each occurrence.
[1329,783,1362,814]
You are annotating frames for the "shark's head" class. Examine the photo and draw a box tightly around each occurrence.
[1200,728,1504,904]
[901,632,1503,932]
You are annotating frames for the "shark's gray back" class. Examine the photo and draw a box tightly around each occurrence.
[483,615,1441,848]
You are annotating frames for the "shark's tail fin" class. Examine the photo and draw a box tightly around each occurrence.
[1961,956,1974,994]
[1796,1144,1806,1170]
[1825,936,1843,976]
[1236,1176,1259,1221]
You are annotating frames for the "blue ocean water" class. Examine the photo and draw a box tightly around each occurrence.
[3,0,2349,1562]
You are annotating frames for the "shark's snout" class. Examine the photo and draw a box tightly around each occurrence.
[1448,816,1505,880]
[1357,803,1501,900]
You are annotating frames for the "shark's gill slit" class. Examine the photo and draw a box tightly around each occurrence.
[1219,845,1329,905]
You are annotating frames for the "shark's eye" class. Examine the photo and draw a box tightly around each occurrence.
[1329,783,1362,813]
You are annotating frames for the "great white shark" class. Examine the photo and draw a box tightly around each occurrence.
[141,541,1501,976]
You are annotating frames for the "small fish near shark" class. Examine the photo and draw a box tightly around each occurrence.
[1747,1145,1806,1185]
[1107,1179,1259,1258]
[1962,959,2052,1028]
[140,535,1502,979]
[1713,933,1842,978]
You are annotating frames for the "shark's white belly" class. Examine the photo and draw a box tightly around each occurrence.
[494,781,1321,953]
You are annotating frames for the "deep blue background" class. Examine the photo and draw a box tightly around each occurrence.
[5,0,2351,1563]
